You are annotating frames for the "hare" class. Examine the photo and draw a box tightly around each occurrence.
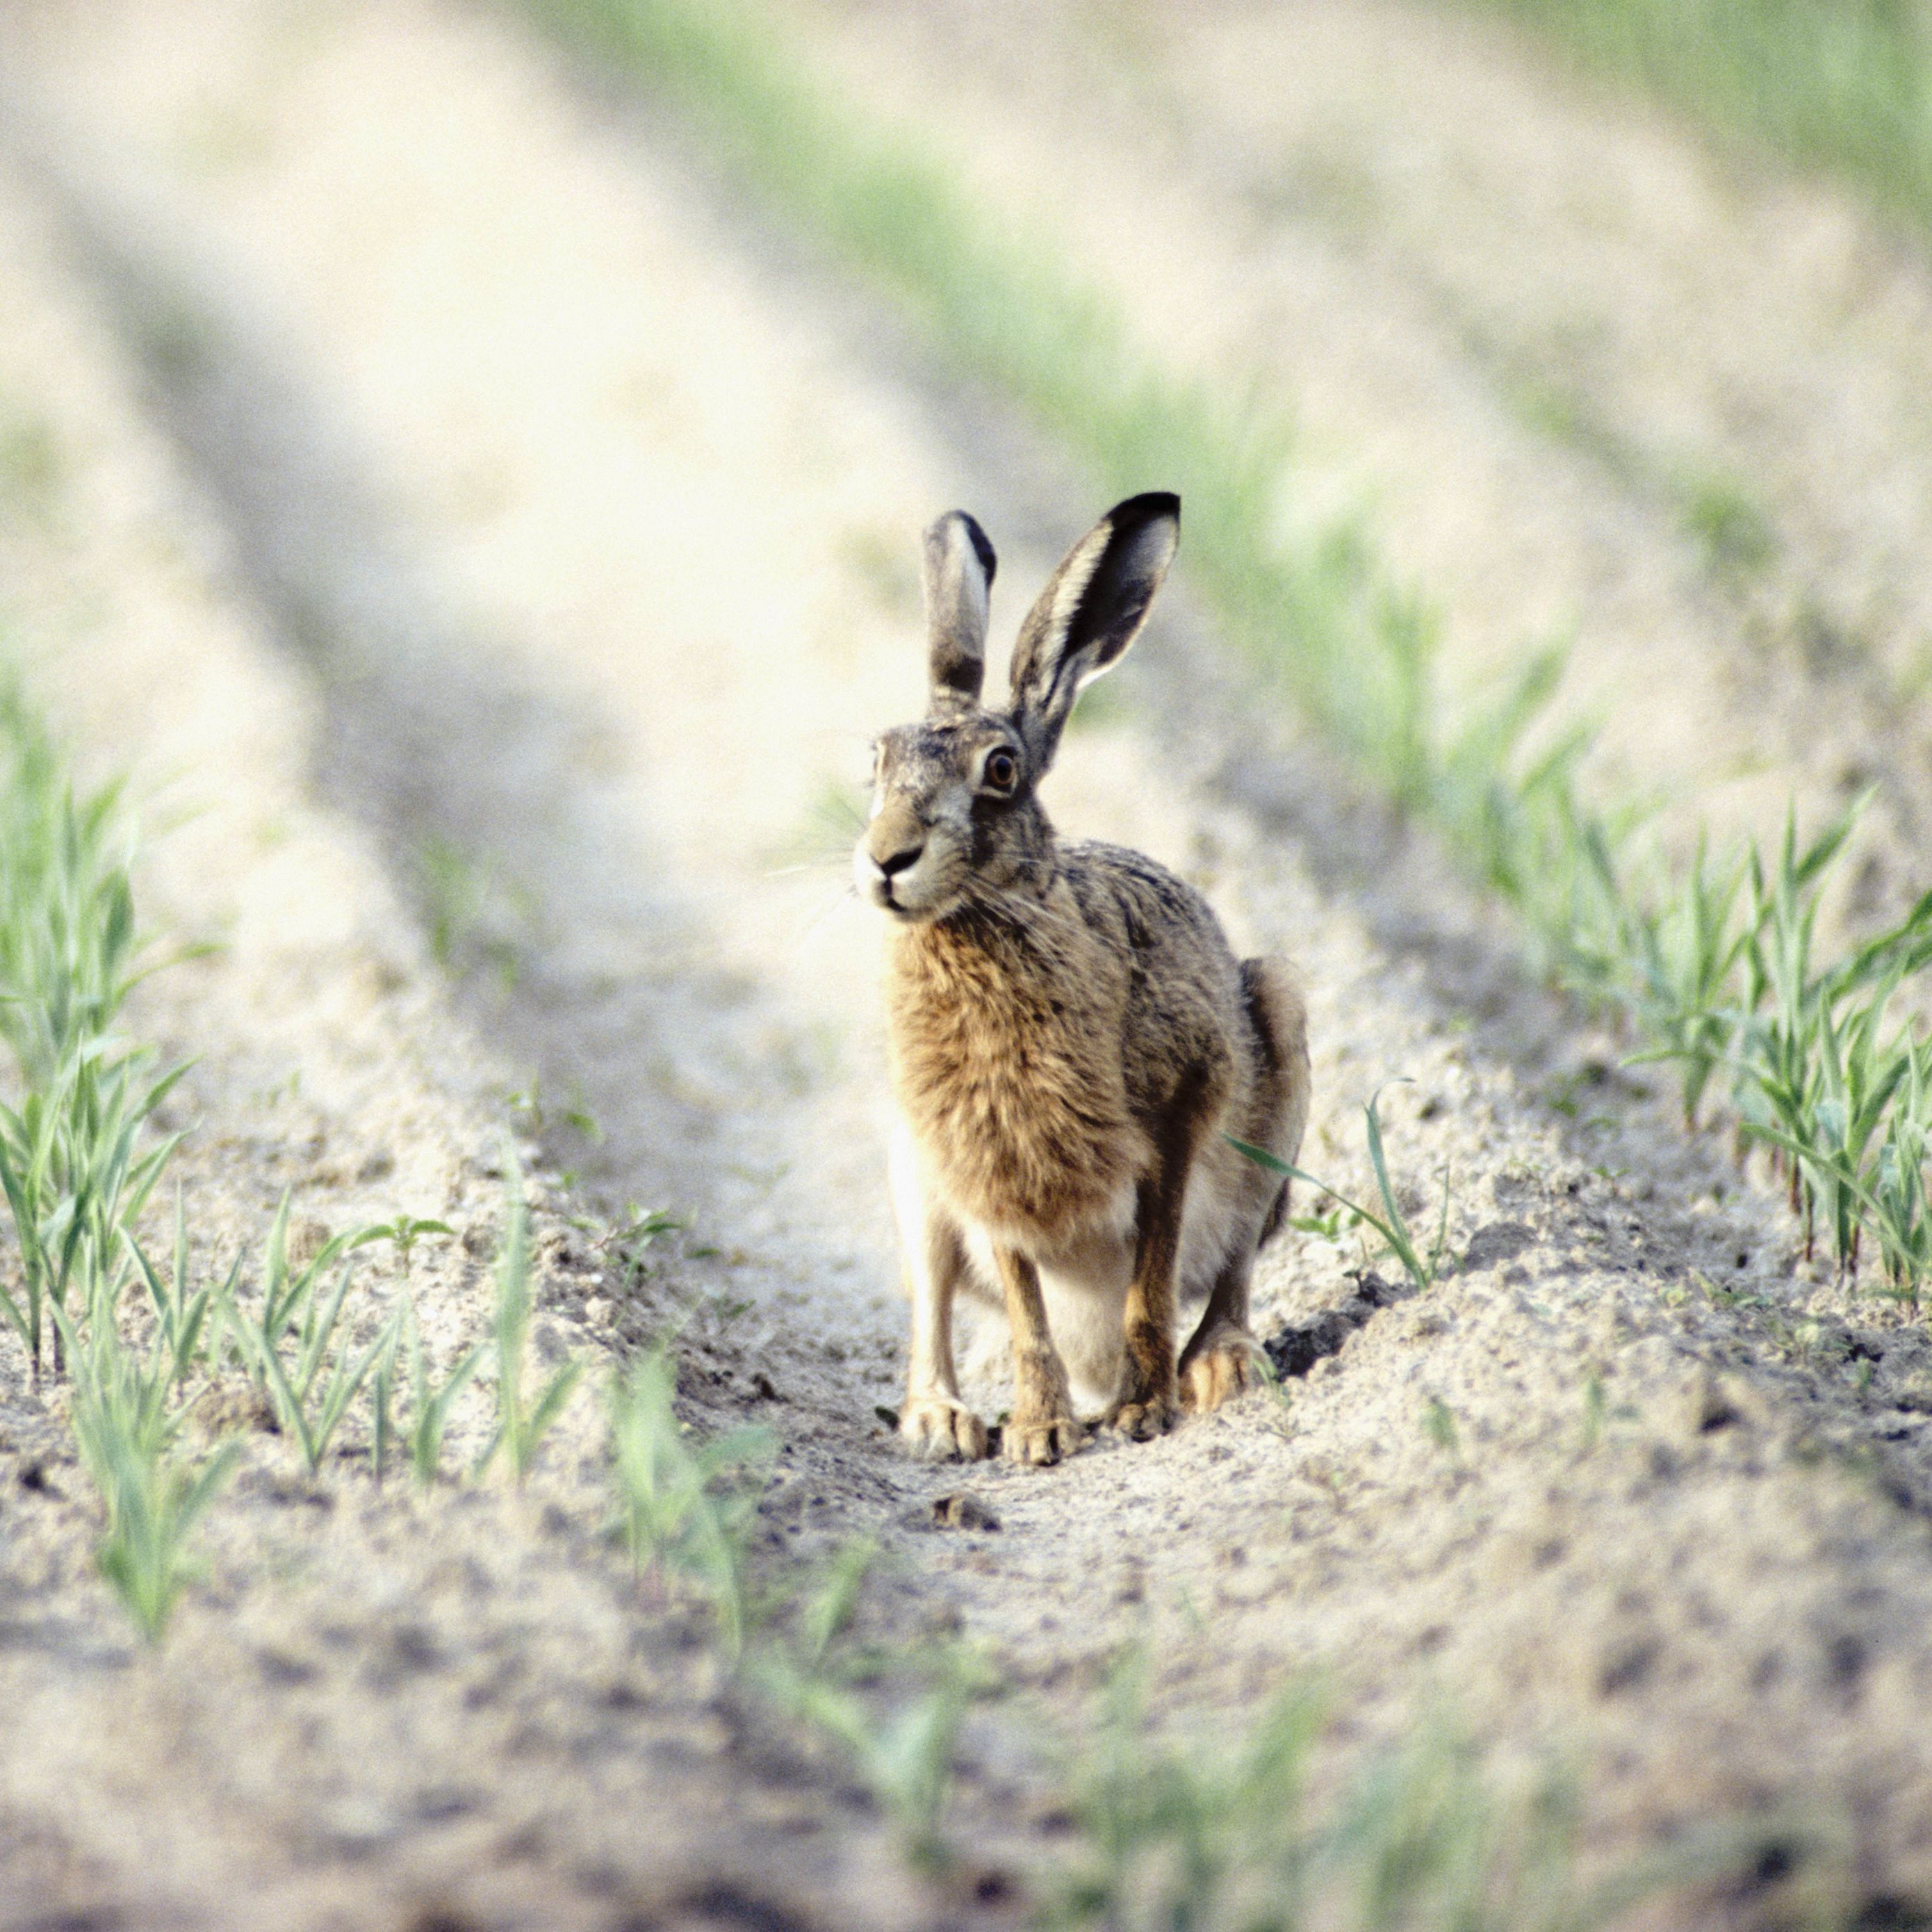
[855,493,1311,1466]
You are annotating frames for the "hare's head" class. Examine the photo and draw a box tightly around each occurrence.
[856,493,1179,922]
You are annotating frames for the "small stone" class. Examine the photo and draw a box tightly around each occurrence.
[930,1491,1001,1532]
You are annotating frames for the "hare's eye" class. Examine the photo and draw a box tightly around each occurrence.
[983,749,1017,792]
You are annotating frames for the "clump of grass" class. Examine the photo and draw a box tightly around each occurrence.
[1865,1044,1932,1306]
[1612,831,1757,1130]
[1597,801,1932,1286]
[1233,1081,1455,1293]
[0,1047,186,1383]
[392,1301,487,1491]
[129,1189,489,1485]
[608,1342,770,1653]
[0,687,184,1382]
[247,1262,399,1478]
[1037,1655,1755,1932]
[0,678,240,1636]
[57,1279,239,1642]
[218,1197,371,1451]
[753,1539,987,1873]
[125,1191,233,1392]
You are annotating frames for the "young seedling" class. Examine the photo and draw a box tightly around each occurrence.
[401,1301,486,1491]
[357,1213,455,1275]
[414,836,532,985]
[1251,1352,1295,1433]
[1868,1045,1932,1304]
[1580,1370,1607,1453]
[607,1204,682,1286]
[1231,1081,1452,1293]
[765,1644,975,1875]
[124,1188,238,1393]
[476,1169,583,1484]
[254,1260,400,1477]
[1288,1201,1350,1243]
[751,1539,985,1874]
[222,1194,361,1377]
[607,1343,769,1653]
[54,1286,238,1642]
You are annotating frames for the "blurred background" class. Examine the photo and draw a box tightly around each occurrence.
[7,0,1932,933]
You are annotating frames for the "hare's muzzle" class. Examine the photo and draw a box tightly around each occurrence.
[855,831,926,913]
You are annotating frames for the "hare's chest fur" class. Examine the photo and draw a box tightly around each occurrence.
[885,908,1147,1245]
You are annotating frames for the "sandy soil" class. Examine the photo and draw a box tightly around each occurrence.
[3,0,1932,1924]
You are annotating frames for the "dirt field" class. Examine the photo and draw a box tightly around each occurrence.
[6,1,1932,1925]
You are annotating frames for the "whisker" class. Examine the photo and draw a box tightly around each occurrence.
[764,857,855,882]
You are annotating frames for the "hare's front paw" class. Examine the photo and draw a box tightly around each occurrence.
[1002,1409,1084,1466]
[1179,1323,1262,1414]
[1106,1348,1179,1440]
[901,1397,990,1462]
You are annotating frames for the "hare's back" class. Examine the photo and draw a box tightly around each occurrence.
[1061,840,1233,951]
[1060,840,1247,1095]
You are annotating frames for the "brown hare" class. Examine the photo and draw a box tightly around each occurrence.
[856,493,1311,1465]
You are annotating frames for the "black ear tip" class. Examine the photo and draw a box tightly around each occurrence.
[1109,491,1180,532]
[925,509,998,588]
[963,511,997,587]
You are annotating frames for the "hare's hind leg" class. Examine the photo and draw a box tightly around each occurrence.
[1181,957,1311,1414]
[1108,1070,1226,1441]
[892,1125,988,1462]
[1180,1250,1262,1411]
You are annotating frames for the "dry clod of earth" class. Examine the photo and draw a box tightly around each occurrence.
[1,0,1932,1924]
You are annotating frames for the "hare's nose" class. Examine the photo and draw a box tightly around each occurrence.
[876,841,924,878]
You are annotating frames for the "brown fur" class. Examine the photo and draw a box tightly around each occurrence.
[886,883,1144,1243]
[856,497,1311,1465]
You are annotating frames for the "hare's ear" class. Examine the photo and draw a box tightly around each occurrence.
[924,509,997,713]
[1008,493,1178,765]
